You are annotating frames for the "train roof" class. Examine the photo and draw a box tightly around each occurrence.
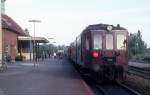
[83,24,127,32]
[71,23,127,45]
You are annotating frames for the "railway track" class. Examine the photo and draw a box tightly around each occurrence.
[127,66,150,79]
[80,72,142,95]
[72,62,142,95]
[95,82,141,95]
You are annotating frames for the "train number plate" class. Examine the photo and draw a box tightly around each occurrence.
[107,58,113,61]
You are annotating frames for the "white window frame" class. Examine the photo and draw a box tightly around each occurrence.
[106,34,113,50]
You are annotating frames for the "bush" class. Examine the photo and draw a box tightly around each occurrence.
[15,55,26,61]
[142,55,150,62]
[130,54,150,63]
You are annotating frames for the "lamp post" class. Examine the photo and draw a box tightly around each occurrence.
[0,0,7,67]
[28,20,41,67]
[51,41,56,44]
[48,38,54,40]
[0,0,2,66]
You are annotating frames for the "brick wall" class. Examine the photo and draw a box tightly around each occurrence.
[2,29,18,62]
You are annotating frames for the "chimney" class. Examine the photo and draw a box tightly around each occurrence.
[1,0,6,14]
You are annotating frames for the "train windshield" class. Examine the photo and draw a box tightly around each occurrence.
[117,33,126,50]
[106,34,113,50]
[93,33,102,50]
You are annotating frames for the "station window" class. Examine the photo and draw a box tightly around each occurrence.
[106,34,113,50]
[5,44,10,53]
[117,34,126,50]
[93,34,102,50]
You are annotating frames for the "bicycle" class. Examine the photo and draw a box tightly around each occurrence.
[0,56,8,72]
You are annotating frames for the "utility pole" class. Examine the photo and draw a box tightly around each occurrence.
[28,20,41,67]
[0,0,6,67]
[0,0,3,67]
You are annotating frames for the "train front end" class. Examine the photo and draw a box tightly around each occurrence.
[89,25,128,81]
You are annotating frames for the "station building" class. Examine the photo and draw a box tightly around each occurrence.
[1,0,48,62]
[2,14,48,62]
[2,14,27,62]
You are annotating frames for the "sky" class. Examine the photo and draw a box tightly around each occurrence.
[4,0,150,46]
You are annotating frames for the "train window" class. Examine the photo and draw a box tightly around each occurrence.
[117,34,126,50]
[93,34,102,50]
[86,36,90,50]
[106,34,113,50]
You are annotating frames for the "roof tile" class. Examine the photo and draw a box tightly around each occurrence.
[2,14,26,36]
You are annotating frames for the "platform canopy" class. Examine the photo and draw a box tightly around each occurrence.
[18,36,49,43]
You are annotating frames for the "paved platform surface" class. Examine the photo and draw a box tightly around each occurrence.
[129,61,150,68]
[0,58,93,95]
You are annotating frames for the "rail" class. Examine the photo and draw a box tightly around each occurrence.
[72,61,142,95]
[95,82,141,95]
[127,66,150,79]
[117,82,142,95]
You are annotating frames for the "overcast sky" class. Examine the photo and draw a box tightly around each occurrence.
[5,0,150,46]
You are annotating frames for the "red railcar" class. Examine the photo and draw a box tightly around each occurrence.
[68,24,128,81]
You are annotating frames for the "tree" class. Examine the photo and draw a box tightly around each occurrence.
[128,30,147,58]
[136,30,147,54]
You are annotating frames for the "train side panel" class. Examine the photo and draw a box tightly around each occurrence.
[76,36,83,65]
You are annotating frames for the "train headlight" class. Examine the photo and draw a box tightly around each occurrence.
[107,25,113,32]
[92,51,99,58]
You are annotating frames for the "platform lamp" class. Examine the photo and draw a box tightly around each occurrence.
[28,20,41,67]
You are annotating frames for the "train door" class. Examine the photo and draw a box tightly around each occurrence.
[104,33,115,57]
[82,32,91,65]
[115,31,128,65]
[91,31,103,64]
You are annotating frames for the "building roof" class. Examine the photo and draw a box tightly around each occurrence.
[2,14,27,36]
[18,36,49,43]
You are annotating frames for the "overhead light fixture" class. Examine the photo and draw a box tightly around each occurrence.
[107,25,113,31]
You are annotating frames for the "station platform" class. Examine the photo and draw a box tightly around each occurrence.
[0,59,93,95]
[129,61,150,68]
